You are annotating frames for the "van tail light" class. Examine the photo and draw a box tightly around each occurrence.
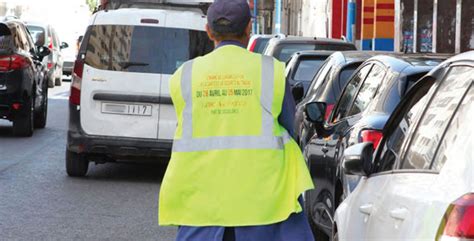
[0,55,30,71]
[248,39,257,52]
[360,129,383,149]
[69,58,84,105]
[324,104,335,121]
[437,193,474,240]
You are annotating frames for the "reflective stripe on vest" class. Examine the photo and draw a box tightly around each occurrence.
[173,55,292,152]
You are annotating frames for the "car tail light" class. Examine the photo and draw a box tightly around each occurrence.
[0,55,30,71]
[69,58,84,105]
[248,39,257,52]
[47,61,53,69]
[360,129,383,149]
[324,103,335,121]
[437,193,474,240]
[48,37,53,50]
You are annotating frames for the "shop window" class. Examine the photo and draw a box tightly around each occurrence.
[400,0,414,53]
[461,1,474,52]
[417,0,433,52]
[436,0,456,53]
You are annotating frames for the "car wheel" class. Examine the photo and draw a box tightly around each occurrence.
[305,190,331,241]
[54,75,62,86]
[34,85,48,129]
[66,150,89,177]
[12,95,34,137]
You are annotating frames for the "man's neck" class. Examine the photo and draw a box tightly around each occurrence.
[214,39,247,49]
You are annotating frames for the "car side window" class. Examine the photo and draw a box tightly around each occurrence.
[347,64,385,116]
[331,64,372,122]
[376,93,429,172]
[431,81,473,171]
[401,66,474,170]
[21,25,34,52]
[306,60,331,97]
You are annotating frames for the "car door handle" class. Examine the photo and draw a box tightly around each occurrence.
[359,204,373,215]
[390,208,409,220]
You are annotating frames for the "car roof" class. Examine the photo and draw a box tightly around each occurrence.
[91,8,206,31]
[24,21,50,28]
[367,53,449,75]
[270,36,354,45]
[292,50,335,58]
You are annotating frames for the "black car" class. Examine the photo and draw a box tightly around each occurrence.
[302,54,447,240]
[293,51,385,148]
[264,36,357,62]
[285,51,333,93]
[0,20,50,136]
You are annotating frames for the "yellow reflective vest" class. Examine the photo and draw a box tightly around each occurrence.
[159,45,314,226]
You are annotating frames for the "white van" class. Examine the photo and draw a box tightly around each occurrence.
[66,6,213,176]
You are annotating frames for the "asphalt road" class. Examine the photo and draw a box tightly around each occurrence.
[0,81,176,240]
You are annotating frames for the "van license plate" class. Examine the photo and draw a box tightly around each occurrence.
[101,103,152,116]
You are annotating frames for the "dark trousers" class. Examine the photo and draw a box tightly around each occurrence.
[223,228,235,241]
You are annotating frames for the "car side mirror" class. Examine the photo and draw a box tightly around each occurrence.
[60,42,69,49]
[292,82,305,103]
[304,101,326,124]
[36,46,51,60]
[342,142,374,176]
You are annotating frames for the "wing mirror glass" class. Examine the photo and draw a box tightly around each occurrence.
[60,42,69,49]
[342,142,374,176]
[292,82,305,103]
[304,101,326,124]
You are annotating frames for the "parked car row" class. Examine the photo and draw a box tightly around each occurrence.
[277,34,472,240]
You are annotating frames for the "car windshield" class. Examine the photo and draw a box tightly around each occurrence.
[83,25,213,75]
[293,58,326,82]
[26,25,45,46]
[275,43,355,62]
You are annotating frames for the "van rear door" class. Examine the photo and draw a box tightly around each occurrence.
[80,9,212,140]
[80,12,168,139]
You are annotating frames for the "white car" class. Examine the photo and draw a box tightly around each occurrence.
[334,51,474,241]
[65,5,213,176]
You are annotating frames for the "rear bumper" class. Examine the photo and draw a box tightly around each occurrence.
[67,103,172,160]
[63,61,73,75]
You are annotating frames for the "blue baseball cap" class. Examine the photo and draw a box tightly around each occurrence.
[207,0,251,34]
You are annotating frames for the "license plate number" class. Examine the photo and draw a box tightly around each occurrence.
[101,103,152,116]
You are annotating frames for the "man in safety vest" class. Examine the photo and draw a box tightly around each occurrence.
[159,0,315,240]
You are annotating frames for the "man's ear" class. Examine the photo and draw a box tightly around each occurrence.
[206,24,216,42]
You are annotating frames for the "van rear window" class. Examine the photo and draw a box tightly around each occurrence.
[83,25,213,75]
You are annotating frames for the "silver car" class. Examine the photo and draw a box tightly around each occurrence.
[26,22,68,87]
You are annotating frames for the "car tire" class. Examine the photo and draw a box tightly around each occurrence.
[48,76,54,88]
[66,150,89,177]
[34,85,48,129]
[305,190,330,241]
[12,96,34,137]
[54,75,62,86]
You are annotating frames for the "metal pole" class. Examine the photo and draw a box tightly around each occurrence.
[253,0,258,34]
[432,0,438,53]
[455,0,462,53]
[394,0,401,52]
[414,0,418,53]
[275,0,282,33]
[346,0,356,42]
